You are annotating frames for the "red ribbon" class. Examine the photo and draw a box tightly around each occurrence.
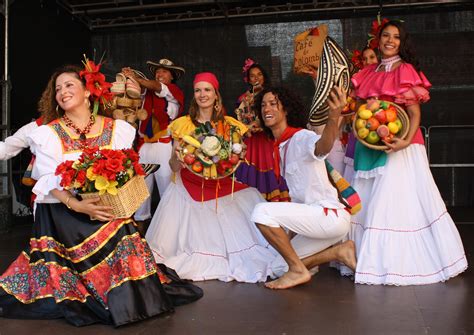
[273,127,302,180]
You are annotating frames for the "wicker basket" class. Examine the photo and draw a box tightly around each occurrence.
[80,175,149,219]
[353,101,410,151]
[178,150,241,180]
[116,96,141,108]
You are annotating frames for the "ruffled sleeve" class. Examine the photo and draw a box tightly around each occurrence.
[394,65,431,106]
[27,125,64,202]
[112,119,136,150]
[352,63,432,106]
[224,116,248,135]
[168,116,196,140]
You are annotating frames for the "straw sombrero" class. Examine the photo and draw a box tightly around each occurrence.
[309,37,351,126]
[146,58,185,81]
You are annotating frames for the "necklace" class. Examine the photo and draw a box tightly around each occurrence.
[376,55,402,72]
[62,113,96,140]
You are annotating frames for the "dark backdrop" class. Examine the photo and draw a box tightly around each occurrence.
[5,1,474,210]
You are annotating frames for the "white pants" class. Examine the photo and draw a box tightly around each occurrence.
[134,141,172,221]
[251,202,350,277]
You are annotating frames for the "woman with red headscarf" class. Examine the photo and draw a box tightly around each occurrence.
[145,72,275,283]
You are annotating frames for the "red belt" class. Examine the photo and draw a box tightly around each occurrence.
[323,207,351,217]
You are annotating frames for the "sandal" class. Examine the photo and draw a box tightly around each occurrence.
[126,77,141,98]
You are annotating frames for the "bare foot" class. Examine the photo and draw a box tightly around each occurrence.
[265,268,311,290]
[336,240,357,271]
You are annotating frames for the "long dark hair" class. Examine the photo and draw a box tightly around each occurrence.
[379,20,420,71]
[246,63,271,87]
[254,86,308,139]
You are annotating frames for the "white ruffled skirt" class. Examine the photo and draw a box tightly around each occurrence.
[145,175,276,283]
[348,144,467,285]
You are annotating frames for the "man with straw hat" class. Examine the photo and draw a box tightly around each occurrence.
[122,59,185,229]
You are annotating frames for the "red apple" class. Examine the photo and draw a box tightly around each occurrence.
[183,153,196,165]
[229,153,240,165]
[374,110,387,124]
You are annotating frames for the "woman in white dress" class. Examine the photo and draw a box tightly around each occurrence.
[145,72,275,283]
[350,21,467,285]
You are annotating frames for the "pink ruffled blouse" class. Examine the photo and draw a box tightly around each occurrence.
[352,62,432,145]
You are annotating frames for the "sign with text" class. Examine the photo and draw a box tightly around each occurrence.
[293,24,327,74]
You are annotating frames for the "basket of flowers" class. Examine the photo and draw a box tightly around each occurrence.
[55,147,149,218]
[353,99,410,150]
[178,120,246,180]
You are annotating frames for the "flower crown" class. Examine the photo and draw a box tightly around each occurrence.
[79,54,114,115]
[242,58,256,83]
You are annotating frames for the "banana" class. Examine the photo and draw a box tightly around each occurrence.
[232,132,241,143]
[210,164,217,179]
[203,167,211,179]
[183,135,201,148]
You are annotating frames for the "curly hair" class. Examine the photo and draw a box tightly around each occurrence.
[38,64,106,124]
[245,63,270,87]
[254,86,308,139]
[188,88,225,126]
[378,20,421,71]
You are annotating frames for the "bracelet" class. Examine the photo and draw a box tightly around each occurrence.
[65,196,74,210]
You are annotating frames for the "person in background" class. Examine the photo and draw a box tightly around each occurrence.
[235,59,290,202]
[122,58,185,231]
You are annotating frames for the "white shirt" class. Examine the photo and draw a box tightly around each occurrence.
[0,120,38,160]
[279,129,344,209]
[155,83,180,120]
[27,119,136,204]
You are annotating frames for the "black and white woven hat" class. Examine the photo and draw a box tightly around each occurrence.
[308,37,352,126]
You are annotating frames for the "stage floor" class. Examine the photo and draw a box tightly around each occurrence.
[0,219,472,335]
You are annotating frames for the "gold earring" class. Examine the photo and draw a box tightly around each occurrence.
[85,99,91,108]
[56,105,59,112]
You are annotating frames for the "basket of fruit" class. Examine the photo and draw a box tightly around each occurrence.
[353,99,410,150]
[178,120,245,179]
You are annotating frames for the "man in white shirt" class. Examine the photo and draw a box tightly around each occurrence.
[251,86,356,289]
[122,59,185,225]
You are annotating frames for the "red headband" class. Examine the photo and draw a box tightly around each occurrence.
[193,72,219,90]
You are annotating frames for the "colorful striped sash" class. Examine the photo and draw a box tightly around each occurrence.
[325,160,362,215]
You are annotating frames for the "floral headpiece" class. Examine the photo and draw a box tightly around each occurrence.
[349,49,364,70]
[79,54,114,116]
[367,15,389,50]
[242,58,256,83]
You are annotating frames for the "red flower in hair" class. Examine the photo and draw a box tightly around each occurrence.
[350,50,364,70]
[367,17,389,50]
[80,56,114,115]
[242,58,256,83]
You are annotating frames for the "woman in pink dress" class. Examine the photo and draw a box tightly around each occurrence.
[350,20,467,285]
